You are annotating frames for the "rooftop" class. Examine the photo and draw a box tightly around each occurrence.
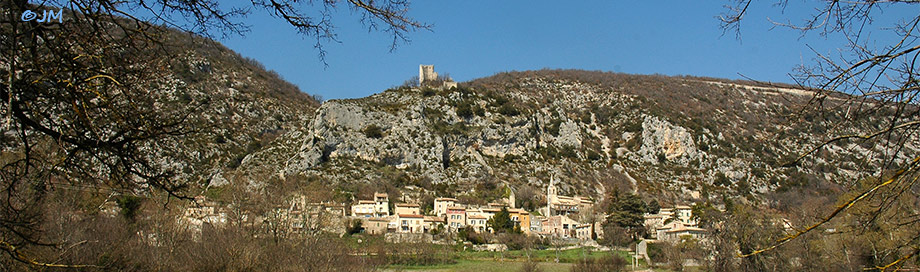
[424,216,445,222]
[665,226,707,233]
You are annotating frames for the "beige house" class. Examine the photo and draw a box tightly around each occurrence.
[397,214,424,233]
[542,215,581,238]
[423,216,445,233]
[395,203,421,215]
[476,207,500,219]
[575,224,593,240]
[653,205,695,226]
[644,214,666,230]
[446,206,467,231]
[351,192,390,217]
[529,216,544,233]
[467,215,489,232]
[646,204,699,239]
[363,217,390,235]
[546,177,594,216]
[351,200,377,217]
[373,192,390,217]
[434,197,459,217]
[659,223,706,242]
[181,196,228,237]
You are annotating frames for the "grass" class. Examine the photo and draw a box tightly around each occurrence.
[384,259,573,272]
[457,248,628,263]
[385,248,644,272]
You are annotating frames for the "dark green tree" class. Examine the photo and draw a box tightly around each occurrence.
[116,195,144,222]
[602,189,647,244]
[488,207,516,233]
[646,199,661,214]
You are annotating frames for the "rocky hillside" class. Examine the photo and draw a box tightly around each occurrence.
[234,69,917,208]
[139,32,321,188]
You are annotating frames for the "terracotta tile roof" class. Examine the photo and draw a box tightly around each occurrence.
[398,214,424,219]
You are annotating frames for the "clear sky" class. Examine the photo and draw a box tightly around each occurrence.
[216,1,908,100]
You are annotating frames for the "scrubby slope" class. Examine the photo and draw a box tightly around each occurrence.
[239,69,916,208]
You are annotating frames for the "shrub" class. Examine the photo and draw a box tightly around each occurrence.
[587,150,602,161]
[116,195,143,221]
[624,121,642,133]
[346,219,363,235]
[456,101,474,119]
[363,124,384,139]
[498,104,520,116]
[547,119,563,136]
[571,254,627,272]
[520,259,543,272]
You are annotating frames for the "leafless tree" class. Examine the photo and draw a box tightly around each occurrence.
[1,0,427,267]
[720,1,920,270]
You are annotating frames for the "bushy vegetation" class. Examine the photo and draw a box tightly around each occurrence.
[571,254,627,272]
[363,124,384,138]
[601,189,650,247]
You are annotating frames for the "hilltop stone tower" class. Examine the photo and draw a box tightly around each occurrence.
[419,65,437,86]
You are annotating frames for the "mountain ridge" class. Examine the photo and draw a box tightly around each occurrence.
[228,68,916,211]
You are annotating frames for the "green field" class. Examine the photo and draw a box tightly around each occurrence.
[457,248,634,263]
[384,259,574,272]
[384,248,644,272]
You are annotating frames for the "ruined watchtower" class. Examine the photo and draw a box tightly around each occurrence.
[419,65,438,86]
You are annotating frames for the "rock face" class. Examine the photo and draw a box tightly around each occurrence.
[237,70,918,203]
[637,116,699,164]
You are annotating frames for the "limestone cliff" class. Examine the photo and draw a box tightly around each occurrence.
[235,70,919,205]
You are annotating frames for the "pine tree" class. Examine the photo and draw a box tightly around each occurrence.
[488,207,515,233]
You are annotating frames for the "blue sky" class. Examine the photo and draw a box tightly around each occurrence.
[216,1,907,100]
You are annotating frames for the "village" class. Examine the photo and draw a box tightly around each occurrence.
[177,175,708,258]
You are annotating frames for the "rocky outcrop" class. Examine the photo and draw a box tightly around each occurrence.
[235,70,918,203]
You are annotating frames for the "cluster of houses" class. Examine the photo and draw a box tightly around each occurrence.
[174,177,708,244]
[172,176,601,240]
[346,176,602,241]
[352,194,535,236]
